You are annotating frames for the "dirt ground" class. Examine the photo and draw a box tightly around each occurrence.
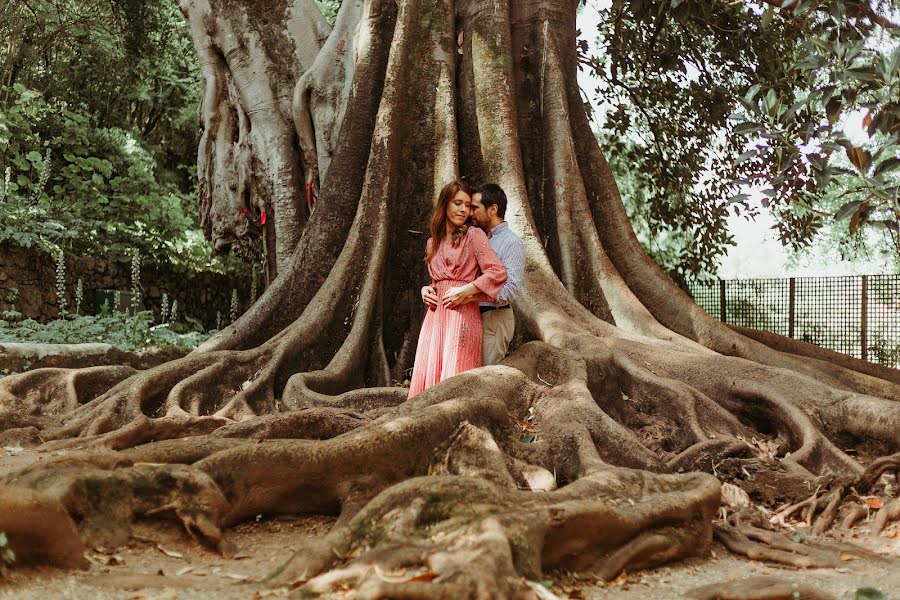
[2,448,898,600]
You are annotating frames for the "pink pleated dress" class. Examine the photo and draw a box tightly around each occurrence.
[408,226,507,398]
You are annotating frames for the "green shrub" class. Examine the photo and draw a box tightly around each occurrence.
[0,83,243,273]
[0,311,212,353]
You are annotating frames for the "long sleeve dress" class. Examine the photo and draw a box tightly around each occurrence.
[407,226,507,398]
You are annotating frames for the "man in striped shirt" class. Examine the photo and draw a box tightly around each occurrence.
[470,183,525,365]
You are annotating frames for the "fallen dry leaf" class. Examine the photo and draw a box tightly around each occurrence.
[508,413,537,430]
[407,572,440,582]
[864,497,884,509]
[156,544,183,558]
[612,571,627,586]
[721,482,751,508]
[840,552,854,561]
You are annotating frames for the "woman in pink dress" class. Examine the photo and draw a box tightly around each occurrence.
[407,179,507,398]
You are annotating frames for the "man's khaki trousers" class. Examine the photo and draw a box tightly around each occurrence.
[482,308,515,366]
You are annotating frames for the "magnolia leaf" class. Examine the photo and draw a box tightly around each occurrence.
[849,203,869,235]
[873,220,899,232]
[853,588,887,600]
[826,98,842,125]
[873,157,900,177]
[845,146,871,172]
[745,84,761,103]
[733,123,762,136]
[760,5,774,28]
[735,151,756,165]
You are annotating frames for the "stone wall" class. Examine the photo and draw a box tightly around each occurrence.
[0,243,255,331]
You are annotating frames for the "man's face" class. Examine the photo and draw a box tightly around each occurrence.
[470,193,492,229]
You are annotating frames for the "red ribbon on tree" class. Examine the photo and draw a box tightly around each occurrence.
[305,181,315,210]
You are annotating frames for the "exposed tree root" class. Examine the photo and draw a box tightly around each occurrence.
[873,497,900,534]
[0,487,88,569]
[271,471,719,596]
[841,504,869,530]
[0,0,898,592]
[855,451,900,493]
[688,575,837,600]
[714,509,886,569]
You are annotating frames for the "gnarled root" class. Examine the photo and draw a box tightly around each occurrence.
[714,508,885,568]
[688,575,837,600]
[0,486,88,569]
[272,469,720,597]
[855,451,900,494]
[2,461,231,554]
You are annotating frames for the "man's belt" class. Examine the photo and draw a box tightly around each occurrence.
[479,305,511,314]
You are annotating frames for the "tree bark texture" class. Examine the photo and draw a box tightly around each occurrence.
[1,0,899,595]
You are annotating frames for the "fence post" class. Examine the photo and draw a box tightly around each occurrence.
[861,275,868,361]
[719,279,727,323]
[788,278,795,338]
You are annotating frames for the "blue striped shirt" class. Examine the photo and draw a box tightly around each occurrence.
[480,221,525,307]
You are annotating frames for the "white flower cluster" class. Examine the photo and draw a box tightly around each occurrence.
[31,150,52,202]
[74,278,84,316]
[130,248,141,315]
[160,292,170,324]
[0,167,11,203]
[55,249,67,316]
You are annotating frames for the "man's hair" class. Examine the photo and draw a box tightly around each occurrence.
[476,183,507,219]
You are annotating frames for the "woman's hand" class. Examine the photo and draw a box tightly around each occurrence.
[443,284,475,308]
[421,285,438,309]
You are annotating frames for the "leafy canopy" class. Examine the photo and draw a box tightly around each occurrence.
[582,0,899,278]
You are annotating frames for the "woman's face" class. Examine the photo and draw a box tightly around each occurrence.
[445,190,472,228]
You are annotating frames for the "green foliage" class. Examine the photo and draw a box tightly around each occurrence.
[607,144,697,287]
[785,178,900,270]
[315,0,341,25]
[0,0,201,189]
[730,5,900,252]
[0,82,241,272]
[0,1,248,273]
[0,532,14,577]
[0,311,212,353]
[583,0,900,276]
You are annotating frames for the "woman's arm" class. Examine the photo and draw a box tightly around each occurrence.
[443,229,507,307]
[468,228,507,301]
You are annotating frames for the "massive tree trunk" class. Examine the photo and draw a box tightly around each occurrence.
[1,0,899,595]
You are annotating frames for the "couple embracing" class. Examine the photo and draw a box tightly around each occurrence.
[407,179,525,398]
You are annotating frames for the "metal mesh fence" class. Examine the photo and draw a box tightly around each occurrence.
[690,275,900,369]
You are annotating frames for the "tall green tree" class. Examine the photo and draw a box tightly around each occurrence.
[0,0,898,595]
